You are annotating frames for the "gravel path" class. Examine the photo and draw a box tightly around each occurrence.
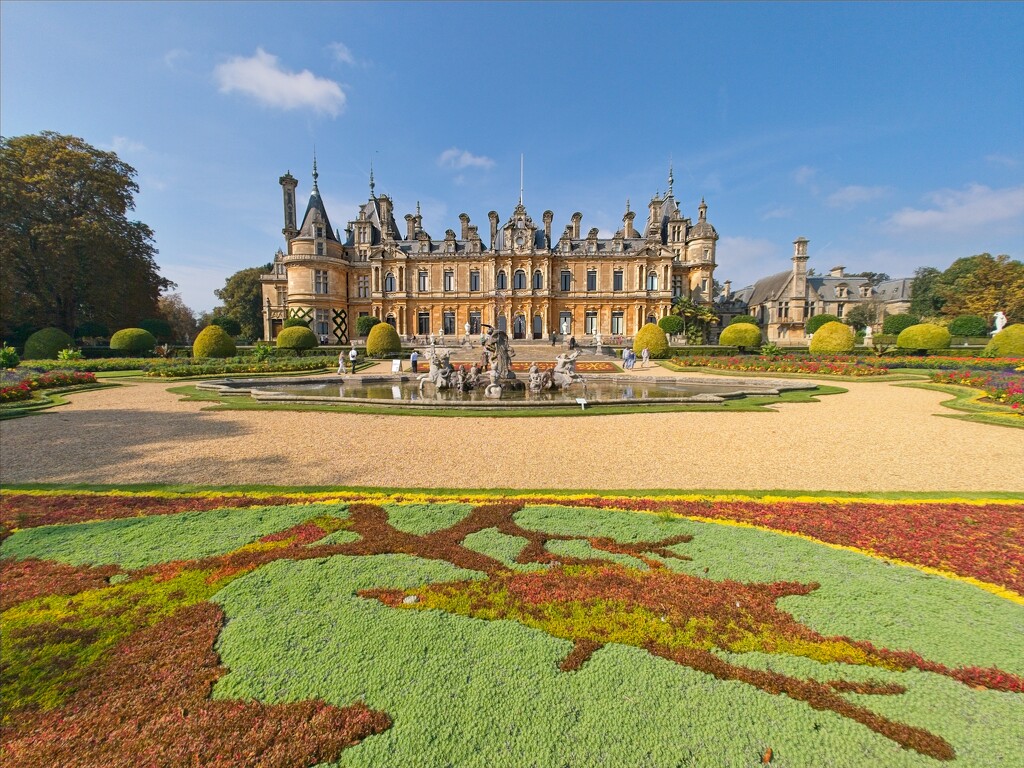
[2,368,1022,492]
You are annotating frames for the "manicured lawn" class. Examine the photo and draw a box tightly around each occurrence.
[1,488,1022,766]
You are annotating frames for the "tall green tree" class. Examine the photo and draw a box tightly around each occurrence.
[156,293,198,343]
[909,266,943,317]
[214,264,272,341]
[0,132,172,337]
[936,254,1023,322]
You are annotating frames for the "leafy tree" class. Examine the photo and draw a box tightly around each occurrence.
[806,314,839,335]
[935,254,1023,323]
[844,304,879,331]
[882,313,920,335]
[138,318,173,342]
[356,315,380,337]
[909,266,943,317]
[213,264,272,341]
[211,315,242,337]
[850,272,891,286]
[671,296,718,343]
[658,315,684,335]
[157,293,198,343]
[0,132,172,338]
[729,314,759,326]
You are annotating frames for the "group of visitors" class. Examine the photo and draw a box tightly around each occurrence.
[336,348,358,375]
[621,346,650,370]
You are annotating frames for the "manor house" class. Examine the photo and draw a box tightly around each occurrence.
[261,165,718,344]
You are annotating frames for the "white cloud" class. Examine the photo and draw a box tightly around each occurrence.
[110,136,146,155]
[717,236,780,286]
[985,153,1019,168]
[826,185,890,209]
[214,48,345,116]
[437,148,495,171]
[792,165,817,186]
[163,48,189,69]
[327,42,355,65]
[760,206,792,220]
[884,184,1024,233]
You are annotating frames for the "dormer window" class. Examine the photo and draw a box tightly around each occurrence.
[316,226,324,239]
[835,284,849,299]
[860,285,872,298]
[562,240,570,253]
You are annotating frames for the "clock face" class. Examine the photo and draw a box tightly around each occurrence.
[516,235,525,247]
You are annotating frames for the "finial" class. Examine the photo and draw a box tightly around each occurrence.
[369,161,375,196]
[519,153,524,206]
[668,161,674,195]
[626,198,630,213]
[312,151,319,191]
[416,200,421,217]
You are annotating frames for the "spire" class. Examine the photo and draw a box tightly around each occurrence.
[311,151,319,193]
[626,198,630,213]
[519,153,524,206]
[369,161,375,197]
[668,161,674,196]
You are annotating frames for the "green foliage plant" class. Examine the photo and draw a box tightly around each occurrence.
[948,315,988,337]
[356,315,381,337]
[657,315,685,335]
[718,322,762,351]
[805,314,839,335]
[210,316,242,337]
[632,323,669,358]
[192,325,237,359]
[56,348,84,361]
[110,328,157,355]
[883,313,921,335]
[760,342,782,357]
[809,321,856,354]
[897,323,952,352]
[366,322,401,357]
[214,264,272,341]
[282,317,310,329]
[983,324,1024,357]
[23,327,74,359]
[0,343,20,367]
[138,318,173,341]
[728,314,759,326]
[250,342,273,362]
[275,326,318,352]
[74,321,109,339]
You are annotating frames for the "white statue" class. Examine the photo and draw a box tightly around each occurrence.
[863,325,873,342]
[993,311,1007,334]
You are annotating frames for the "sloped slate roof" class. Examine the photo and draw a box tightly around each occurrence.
[746,271,792,305]
[297,188,339,241]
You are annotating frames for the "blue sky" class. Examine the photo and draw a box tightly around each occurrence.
[2,1,1022,312]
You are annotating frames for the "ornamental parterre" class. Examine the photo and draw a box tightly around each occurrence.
[1,489,1022,766]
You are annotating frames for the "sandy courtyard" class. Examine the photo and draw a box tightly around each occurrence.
[2,372,1022,492]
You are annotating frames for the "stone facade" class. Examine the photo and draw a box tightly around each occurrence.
[726,238,913,344]
[261,165,718,344]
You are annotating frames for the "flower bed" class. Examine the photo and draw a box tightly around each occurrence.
[0,370,97,402]
[2,488,1022,766]
[931,370,1024,410]
[671,353,1024,377]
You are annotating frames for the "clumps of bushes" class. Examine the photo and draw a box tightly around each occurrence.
[718,323,762,351]
[633,323,670,358]
[110,328,157,355]
[192,325,237,359]
[809,321,855,354]
[882,313,920,335]
[805,314,839,335]
[283,317,310,330]
[23,328,75,360]
[728,315,759,326]
[210,316,242,336]
[276,326,318,351]
[658,316,685,336]
[897,323,951,353]
[1,344,21,368]
[983,324,1024,357]
[356,315,381,337]
[948,315,989,338]
[366,323,401,358]
[74,321,110,340]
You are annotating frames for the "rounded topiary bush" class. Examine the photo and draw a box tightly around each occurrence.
[366,322,401,358]
[719,322,762,351]
[23,327,74,360]
[658,315,685,336]
[805,314,839,335]
[948,314,988,338]
[882,313,920,335]
[282,317,310,329]
[809,321,855,354]
[110,328,157,355]
[276,326,318,351]
[356,315,381,337]
[897,323,951,352]
[983,324,1024,357]
[633,323,670,359]
[192,325,237,359]
[728,315,759,326]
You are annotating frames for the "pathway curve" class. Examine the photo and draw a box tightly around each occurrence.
[2,369,1021,492]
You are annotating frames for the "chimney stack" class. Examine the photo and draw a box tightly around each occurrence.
[543,210,553,248]
[723,280,732,299]
[571,212,582,239]
[488,211,499,250]
[405,214,415,240]
[459,213,470,240]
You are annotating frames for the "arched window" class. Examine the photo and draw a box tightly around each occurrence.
[532,270,543,290]
[513,270,526,289]
[383,272,396,292]
[646,272,658,291]
[496,270,507,290]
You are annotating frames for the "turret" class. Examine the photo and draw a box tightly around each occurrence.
[488,210,499,250]
[542,210,553,248]
[279,171,298,241]
[791,237,810,301]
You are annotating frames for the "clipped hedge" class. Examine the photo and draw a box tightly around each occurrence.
[658,316,685,336]
[276,326,318,351]
[23,328,74,360]
[192,325,237,359]
[110,328,157,355]
[632,323,670,358]
[805,314,839,335]
[897,323,951,352]
[282,317,310,329]
[366,322,401,358]
[882,313,920,335]
[718,323,762,351]
[809,322,855,354]
[983,324,1024,357]
[728,315,759,326]
[948,315,988,337]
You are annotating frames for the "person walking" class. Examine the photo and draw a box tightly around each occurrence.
[337,349,346,375]
[410,349,419,373]
[569,336,576,351]
[349,346,358,374]
[641,346,650,368]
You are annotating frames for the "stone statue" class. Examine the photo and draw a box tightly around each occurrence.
[551,349,585,389]
[483,328,516,381]
[417,348,454,391]
[593,330,602,347]
[863,325,873,342]
[993,311,1007,334]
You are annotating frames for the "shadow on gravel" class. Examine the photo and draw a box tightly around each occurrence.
[0,408,287,484]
